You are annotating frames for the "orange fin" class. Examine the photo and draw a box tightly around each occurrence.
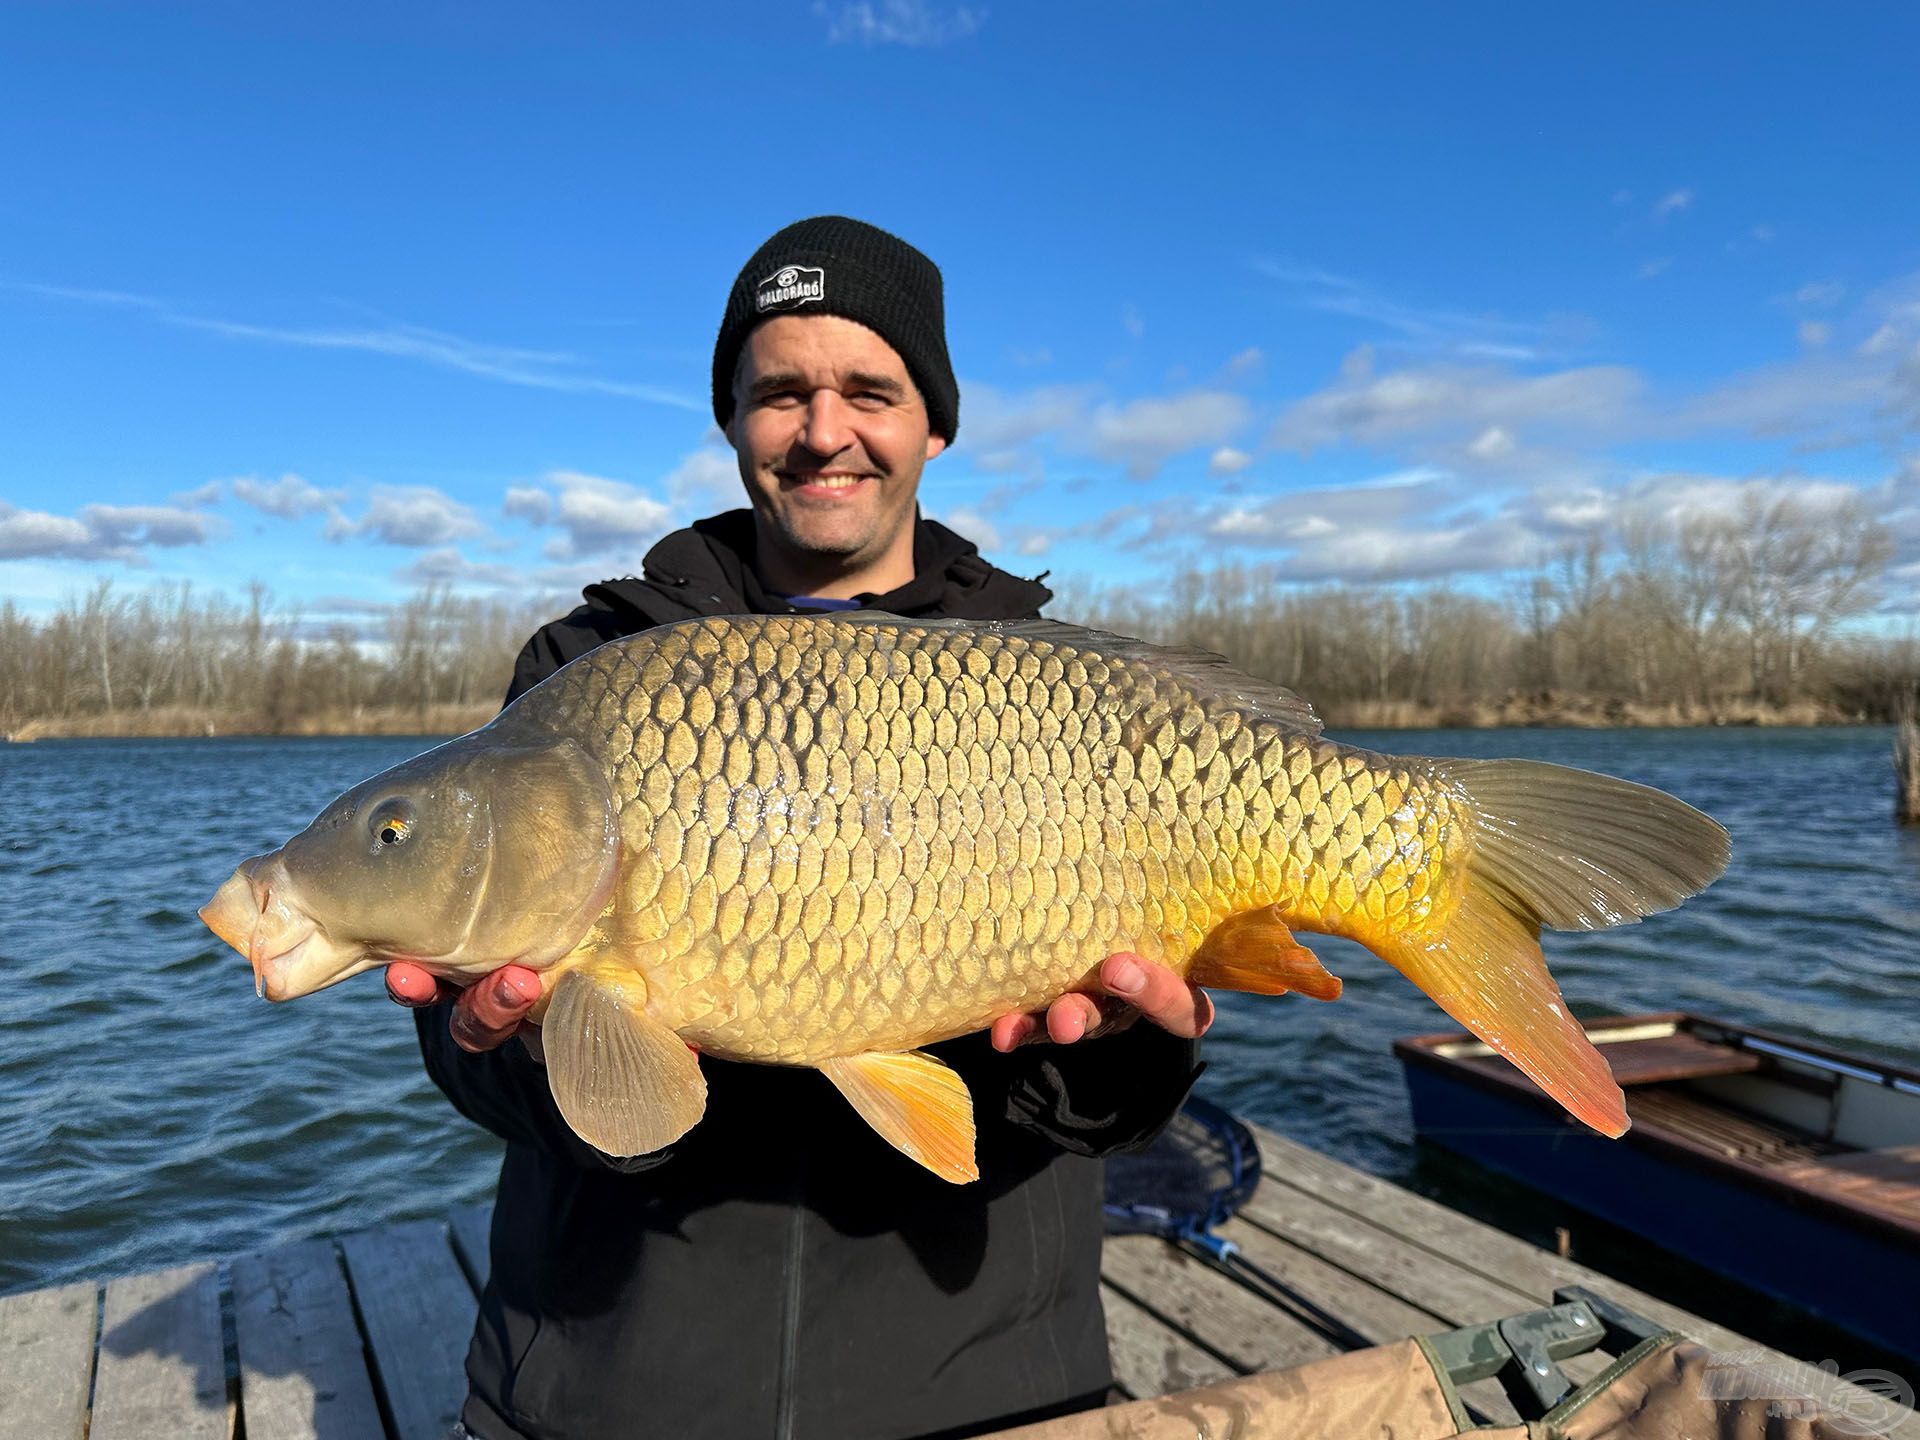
[1385,890,1628,1137]
[819,1050,979,1184]
[1188,906,1343,1000]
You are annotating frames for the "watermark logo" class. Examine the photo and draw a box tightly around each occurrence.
[755,265,825,313]
[1701,1351,1913,1437]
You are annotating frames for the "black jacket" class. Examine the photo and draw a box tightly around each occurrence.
[421,511,1202,1440]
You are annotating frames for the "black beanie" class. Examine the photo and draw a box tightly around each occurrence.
[711,216,960,442]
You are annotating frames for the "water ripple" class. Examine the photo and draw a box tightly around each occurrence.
[3,728,1918,1295]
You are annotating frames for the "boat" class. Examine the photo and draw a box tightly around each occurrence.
[1394,1011,1920,1363]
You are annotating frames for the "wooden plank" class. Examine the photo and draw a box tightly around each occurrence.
[1247,1124,1920,1440]
[448,1204,491,1292]
[1239,1174,1538,1326]
[340,1221,475,1440]
[1100,1281,1235,1400]
[1100,1235,1340,1374]
[1251,1125,1732,1337]
[232,1239,386,1440]
[1780,1144,1920,1224]
[0,1279,98,1440]
[91,1262,228,1440]
[1213,1215,1446,1345]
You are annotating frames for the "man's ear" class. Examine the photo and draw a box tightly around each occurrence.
[925,434,948,460]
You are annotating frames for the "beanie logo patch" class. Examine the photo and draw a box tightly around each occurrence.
[755,265,825,313]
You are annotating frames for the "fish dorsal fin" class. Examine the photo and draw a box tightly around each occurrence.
[784,611,1324,738]
[544,968,708,1158]
[1189,906,1343,999]
[819,1050,979,1184]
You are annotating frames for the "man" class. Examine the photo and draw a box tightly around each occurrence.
[388,217,1213,1440]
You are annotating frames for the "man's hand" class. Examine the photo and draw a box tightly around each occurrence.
[387,961,545,1059]
[989,952,1214,1053]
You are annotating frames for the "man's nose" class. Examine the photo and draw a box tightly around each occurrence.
[800,391,852,456]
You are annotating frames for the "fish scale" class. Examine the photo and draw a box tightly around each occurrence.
[510,613,1458,1065]
[203,610,1728,1178]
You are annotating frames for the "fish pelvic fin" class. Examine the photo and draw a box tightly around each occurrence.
[544,968,707,1158]
[819,1050,979,1185]
[1385,758,1730,1139]
[1188,906,1342,1000]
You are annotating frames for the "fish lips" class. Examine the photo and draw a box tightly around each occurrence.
[200,855,365,1001]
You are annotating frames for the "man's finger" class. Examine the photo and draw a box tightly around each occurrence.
[1045,993,1105,1044]
[1099,952,1214,1039]
[450,965,542,1053]
[990,1012,1041,1052]
[385,961,459,1008]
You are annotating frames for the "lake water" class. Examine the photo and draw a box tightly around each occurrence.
[3,728,1917,1307]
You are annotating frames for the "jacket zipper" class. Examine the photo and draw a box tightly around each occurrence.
[774,1161,808,1439]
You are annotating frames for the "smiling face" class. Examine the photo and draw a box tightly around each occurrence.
[727,313,948,598]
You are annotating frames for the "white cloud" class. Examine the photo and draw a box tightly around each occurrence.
[327,485,485,547]
[1638,257,1673,280]
[1799,321,1833,348]
[540,472,674,559]
[0,501,217,562]
[1794,280,1844,308]
[813,0,985,45]
[1208,446,1253,476]
[1467,426,1517,460]
[503,486,553,525]
[936,507,1002,551]
[1654,188,1694,219]
[0,505,96,560]
[958,381,1242,477]
[1090,391,1248,478]
[1121,303,1145,340]
[174,479,223,508]
[1271,350,1642,453]
[664,447,741,509]
[394,548,523,588]
[1254,259,1559,362]
[5,280,697,410]
[961,383,1094,452]
[1223,348,1263,378]
[232,472,342,519]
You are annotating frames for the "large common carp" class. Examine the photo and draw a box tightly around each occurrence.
[200,614,1729,1182]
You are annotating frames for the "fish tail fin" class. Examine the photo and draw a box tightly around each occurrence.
[1384,759,1730,1138]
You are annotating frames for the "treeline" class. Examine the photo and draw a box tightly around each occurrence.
[3,493,1915,736]
[1060,493,1914,725]
[0,582,550,735]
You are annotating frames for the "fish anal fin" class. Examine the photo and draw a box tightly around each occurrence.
[1386,890,1628,1138]
[820,1050,979,1185]
[544,968,707,1158]
[1189,906,1343,1000]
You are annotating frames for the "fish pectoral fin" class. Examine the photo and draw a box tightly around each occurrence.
[819,1050,979,1185]
[1188,905,1343,1000]
[543,969,707,1158]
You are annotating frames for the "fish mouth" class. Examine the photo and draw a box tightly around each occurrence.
[199,856,342,1000]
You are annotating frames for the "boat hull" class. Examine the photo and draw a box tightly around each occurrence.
[1399,1030,1919,1365]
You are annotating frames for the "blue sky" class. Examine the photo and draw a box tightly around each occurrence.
[4,1,1920,630]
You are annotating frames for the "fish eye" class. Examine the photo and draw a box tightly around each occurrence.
[368,799,416,849]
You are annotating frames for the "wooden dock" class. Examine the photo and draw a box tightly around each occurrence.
[4,1121,1913,1439]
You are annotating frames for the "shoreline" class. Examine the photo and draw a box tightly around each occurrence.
[1,695,1873,741]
